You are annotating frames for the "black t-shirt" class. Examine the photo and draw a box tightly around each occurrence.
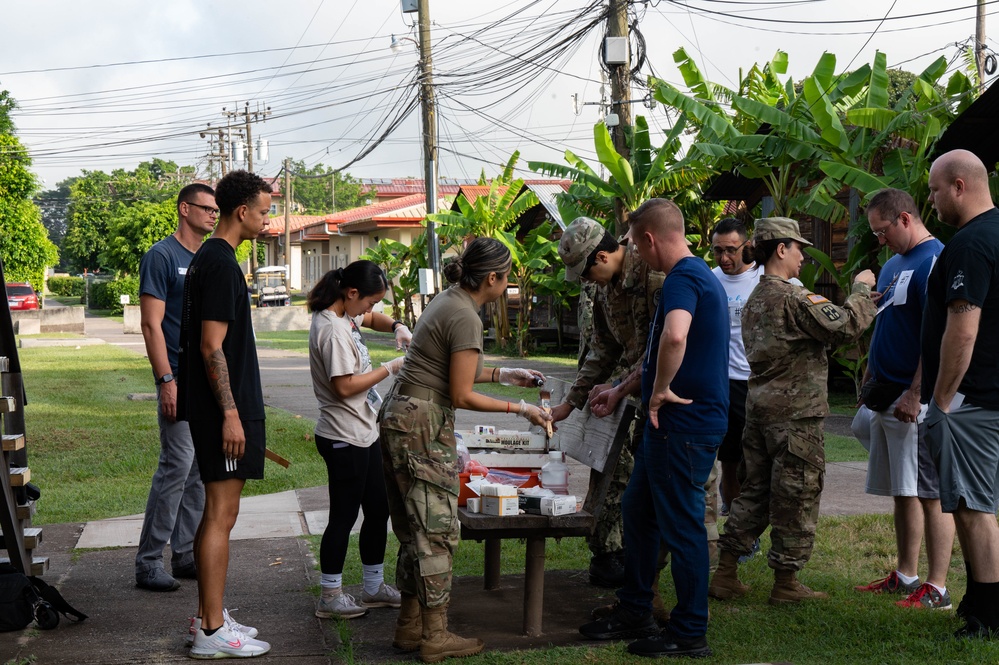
[921,207,999,409]
[178,238,264,422]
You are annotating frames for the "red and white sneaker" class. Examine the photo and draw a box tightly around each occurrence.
[896,583,953,610]
[854,571,920,595]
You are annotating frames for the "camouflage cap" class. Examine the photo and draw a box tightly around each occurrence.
[559,217,607,282]
[754,217,812,246]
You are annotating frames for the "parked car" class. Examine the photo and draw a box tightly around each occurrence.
[6,283,39,311]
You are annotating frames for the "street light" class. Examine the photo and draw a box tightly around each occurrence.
[390,34,418,54]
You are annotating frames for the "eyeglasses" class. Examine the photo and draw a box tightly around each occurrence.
[711,240,748,257]
[185,202,219,216]
[871,215,900,239]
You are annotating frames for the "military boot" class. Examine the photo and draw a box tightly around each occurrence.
[589,551,626,588]
[392,594,421,652]
[419,605,484,663]
[708,550,749,600]
[769,569,829,605]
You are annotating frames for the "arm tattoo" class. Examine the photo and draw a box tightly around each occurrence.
[949,302,979,314]
[205,348,236,411]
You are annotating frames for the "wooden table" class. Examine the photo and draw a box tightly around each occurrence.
[457,507,594,637]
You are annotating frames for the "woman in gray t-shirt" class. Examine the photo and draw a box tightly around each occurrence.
[307,260,410,621]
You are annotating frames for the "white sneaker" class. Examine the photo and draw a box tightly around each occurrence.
[190,624,270,659]
[315,590,368,619]
[361,583,402,608]
[187,609,260,645]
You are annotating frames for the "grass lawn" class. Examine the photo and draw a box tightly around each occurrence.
[316,513,982,665]
[19,344,326,525]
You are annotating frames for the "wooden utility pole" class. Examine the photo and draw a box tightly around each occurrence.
[224,102,271,273]
[608,0,630,235]
[419,0,441,292]
[283,158,292,272]
[977,0,987,94]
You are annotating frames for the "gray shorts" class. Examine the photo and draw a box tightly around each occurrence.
[924,400,999,513]
[852,402,940,499]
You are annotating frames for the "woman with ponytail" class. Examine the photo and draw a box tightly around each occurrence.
[307,260,411,620]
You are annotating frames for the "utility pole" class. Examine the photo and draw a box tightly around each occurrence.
[224,102,271,273]
[977,0,987,94]
[283,158,292,273]
[419,0,441,292]
[608,0,631,235]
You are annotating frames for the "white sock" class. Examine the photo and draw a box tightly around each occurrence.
[896,570,919,586]
[320,573,343,596]
[929,582,947,595]
[362,564,384,596]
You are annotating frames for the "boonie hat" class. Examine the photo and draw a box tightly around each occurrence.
[754,217,812,246]
[559,217,608,282]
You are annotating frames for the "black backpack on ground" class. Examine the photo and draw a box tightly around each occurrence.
[0,563,87,631]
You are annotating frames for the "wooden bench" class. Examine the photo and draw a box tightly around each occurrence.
[457,507,594,637]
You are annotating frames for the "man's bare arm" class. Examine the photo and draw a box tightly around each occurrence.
[933,299,980,412]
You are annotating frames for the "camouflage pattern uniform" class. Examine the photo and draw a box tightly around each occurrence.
[565,244,664,556]
[719,275,875,570]
[577,282,597,370]
[379,394,459,608]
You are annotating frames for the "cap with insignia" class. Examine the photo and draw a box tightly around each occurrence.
[559,217,609,282]
[754,217,812,246]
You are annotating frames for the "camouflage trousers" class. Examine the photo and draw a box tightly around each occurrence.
[718,418,825,571]
[379,394,460,609]
[591,411,719,567]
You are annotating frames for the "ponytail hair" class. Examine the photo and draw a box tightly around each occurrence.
[308,260,388,312]
[442,237,512,291]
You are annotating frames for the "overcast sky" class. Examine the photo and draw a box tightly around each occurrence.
[1,1,993,191]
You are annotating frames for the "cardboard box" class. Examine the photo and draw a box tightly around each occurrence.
[456,430,547,451]
[518,495,578,516]
[481,496,519,516]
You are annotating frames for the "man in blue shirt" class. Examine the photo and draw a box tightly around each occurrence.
[579,198,729,659]
[852,188,954,610]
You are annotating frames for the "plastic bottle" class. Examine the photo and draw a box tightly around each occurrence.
[540,450,569,495]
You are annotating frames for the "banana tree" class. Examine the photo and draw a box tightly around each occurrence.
[498,221,561,357]
[361,237,419,325]
[529,116,711,235]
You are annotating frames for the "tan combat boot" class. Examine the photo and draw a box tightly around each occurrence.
[419,604,484,664]
[708,550,750,600]
[392,594,421,652]
[769,569,829,605]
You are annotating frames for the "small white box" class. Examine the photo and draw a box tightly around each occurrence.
[466,497,481,513]
[541,495,577,516]
[604,37,628,65]
[482,496,519,516]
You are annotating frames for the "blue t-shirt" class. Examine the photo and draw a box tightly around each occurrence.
[139,235,194,373]
[642,256,730,435]
[868,238,943,386]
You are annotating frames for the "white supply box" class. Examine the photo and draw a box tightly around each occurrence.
[456,430,547,452]
[518,494,578,516]
[479,483,520,516]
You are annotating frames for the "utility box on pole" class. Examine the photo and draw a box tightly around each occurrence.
[401,0,418,12]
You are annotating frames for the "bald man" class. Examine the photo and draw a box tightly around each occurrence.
[922,149,999,639]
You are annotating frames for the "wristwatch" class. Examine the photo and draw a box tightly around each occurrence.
[156,373,175,385]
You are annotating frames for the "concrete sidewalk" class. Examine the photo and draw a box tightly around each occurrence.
[0,312,891,664]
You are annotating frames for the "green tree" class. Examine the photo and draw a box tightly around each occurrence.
[36,176,77,256]
[288,160,368,214]
[0,104,59,287]
[103,199,177,276]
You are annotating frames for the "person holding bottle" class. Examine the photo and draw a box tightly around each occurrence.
[378,237,552,664]
[307,260,411,620]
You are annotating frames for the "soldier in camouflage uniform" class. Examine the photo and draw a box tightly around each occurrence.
[378,237,551,663]
[709,217,876,606]
[551,217,664,589]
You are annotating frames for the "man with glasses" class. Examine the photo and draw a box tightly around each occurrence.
[135,183,217,592]
[552,216,664,592]
[710,218,761,521]
[852,188,953,610]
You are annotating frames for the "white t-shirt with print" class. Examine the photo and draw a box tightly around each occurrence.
[712,264,762,381]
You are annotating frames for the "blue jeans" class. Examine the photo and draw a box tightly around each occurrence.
[617,426,721,639]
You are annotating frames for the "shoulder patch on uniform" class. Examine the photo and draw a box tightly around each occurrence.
[819,304,841,321]
[807,293,830,304]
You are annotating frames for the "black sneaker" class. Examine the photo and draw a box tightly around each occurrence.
[955,615,997,640]
[135,568,180,592]
[579,605,658,640]
[628,631,712,659]
[172,561,198,580]
[589,552,626,589]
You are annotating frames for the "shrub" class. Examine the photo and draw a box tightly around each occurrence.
[47,275,86,297]
[89,277,139,315]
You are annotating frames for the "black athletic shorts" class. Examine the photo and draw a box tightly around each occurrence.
[190,417,265,483]
[717,379,748,465]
